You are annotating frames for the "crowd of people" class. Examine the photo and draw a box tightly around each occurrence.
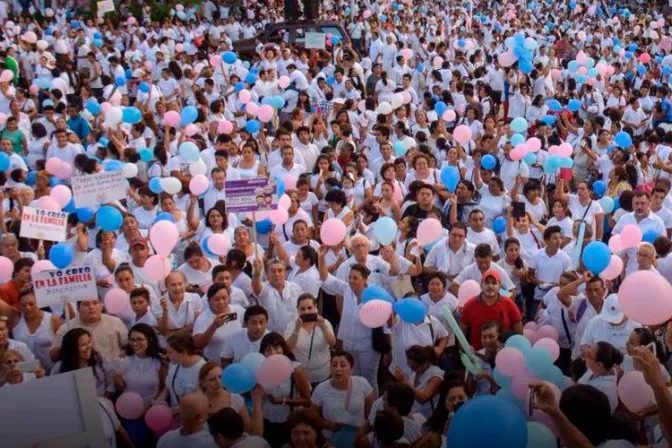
[1,0,672,447]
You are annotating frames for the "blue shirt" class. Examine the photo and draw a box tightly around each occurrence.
[67,115,90,140]
[661,98,672,122]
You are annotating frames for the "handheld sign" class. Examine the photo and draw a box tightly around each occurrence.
[305,32,326,50]
[224,178,279,213]
[20,207,68,242]
[97,0,115,13]
[33,266,97,308]
[71,171,127,208]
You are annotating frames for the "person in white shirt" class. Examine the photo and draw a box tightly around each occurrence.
[192,283,244,362]
[46,128,82,165]
[424,224,475,282]
[581,294,641,356]
[466,209,500,254]
[451,244,516,296]
[157,392,215,448]
[268,145,305,180]
[577,340,622,413]
[153,271,204,336]
[221,306,269,366]
[251,259,302,334]
[528,225,572,306]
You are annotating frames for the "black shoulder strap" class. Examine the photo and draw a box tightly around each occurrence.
[560,309,572,346]
[429,320,435,346]
[171,365,181,404]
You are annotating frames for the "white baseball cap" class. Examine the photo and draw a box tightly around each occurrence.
[599,294,625,324]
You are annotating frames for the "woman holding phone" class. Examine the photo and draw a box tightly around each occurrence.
[285,294,337,387]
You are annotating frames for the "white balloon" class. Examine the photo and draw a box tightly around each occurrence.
[36,40,49,51]
[377,101,393,115]
[160,177,182,194]
[54,41,68,55]
[123,163,138,178]
[390,93,404,110]
[403,136,417,150]
[189,160,207,176]
[105,107,123,126]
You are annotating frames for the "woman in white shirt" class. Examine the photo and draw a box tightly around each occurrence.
[578,341,622,413]
[284,294,337,386]
[192,283,244,362]
[546,198,574,246]
[393,345,444,419]
[374,71,397,103]
[193,202,239,245]
[159,332,206,412]
[0,349,45,388]
[311,350,375,445]
[12,290,60,372]
[131,187,160,230]
[420,272,458,332]
[113,323,167,408]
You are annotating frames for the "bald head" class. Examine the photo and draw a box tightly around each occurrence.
[179,392,209,423]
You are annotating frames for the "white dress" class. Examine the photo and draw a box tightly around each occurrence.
[166,358,207,405]
[12,312,56,371]
[117,355,163,407]
[236,160,261,180]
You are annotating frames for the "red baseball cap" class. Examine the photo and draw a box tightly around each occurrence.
[481,269,501,283]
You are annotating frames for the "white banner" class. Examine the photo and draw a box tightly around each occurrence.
[97,0,115,13]
[71,171,127,208]
[305,32,326,50]
[19,207,68,242]
[33,266,97,308]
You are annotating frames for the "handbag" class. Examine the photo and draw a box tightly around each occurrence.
[388,274,414,299]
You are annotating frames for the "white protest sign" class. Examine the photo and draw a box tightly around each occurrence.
[71,171,127,208]
[19,207,68,242]
[97,0,115,13]
[33,266,97,308]
[305,32,326,50]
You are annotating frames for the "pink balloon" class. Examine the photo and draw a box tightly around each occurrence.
[401,91,412,104]
[31,260,56,275]
[639,53,651,64]
[557,143,573,158]
[209,55,222,67]
[184,124,199,137]
[619,270,672,325]
[217,120,234,134]
[619,49,625,57]
[0,256,13,280]
[618,371,655,413]
[533,337,560,362]
[526,137,541,153]
[620,225,642,250]
[278,194,292,210]
[607,66,615,76]
[144,255,171,282]
[536,325,559,342]
[576,51,587,66]
[22,31,37,44]
[512,369,536,399]
[596,63,608,77]
[145,404,172,431]
[105,288,129,314]
[163,110,180,127]
[175,43,184,53]
[245,102,259,117]
[257,104,275,123]
[50,185,72,207]
[416,218,443,246]
[116,392,145,420]
[238,89,252,104]
[400,48,413,61]
[442,110,456,122]
[497,51,517,68]
[453,125,472,145]
[359,299,393,328]
[29,84,39,95]
[495,347,526,376]
[54,162,73,180]
[551,69,561,81]
[457,280,481,306]
[510,144,527,161]
[524,321,539,331]
[284,174,298,191]
[0,70,13,83]
[207,234,230,256]
[608,234,622,253]
[600,255,623,281]
[127,16,137,25]
[189,174,210,195]
[150,221,180,257]
[587,5,596,15]
[100,102,112,114]
[45,157,63,175]
[257,354,293,389]
[144,61,153,71]
[432,56,444,69]
[320,219,346,246]
[278,75,290,89]
[37,196,62,211]
[577,66,588,75]
[524,329,538,343]
[269,207,289,225]
[587,78,598,86]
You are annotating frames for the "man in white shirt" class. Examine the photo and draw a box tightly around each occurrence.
[466,210,500,254]
[580,294,641,356]
[528,225,572,302]
[294,126,319,172]
[651,187,672,237]
[157,393,216,448]
[46,129,82,166]
[221,305,269,366]
[450,244,516,296]
[203,168,227,212]
[268,146,305,180]
[425,223,475,282]
[251,259,302,333]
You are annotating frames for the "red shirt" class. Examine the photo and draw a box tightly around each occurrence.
[460,294,522,350]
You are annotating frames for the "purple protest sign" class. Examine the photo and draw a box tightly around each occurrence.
[224,178,278,213]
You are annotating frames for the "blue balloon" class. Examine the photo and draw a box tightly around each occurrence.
[510,133,525,147]
[245,73,258,84]
[63,197,76,213]
[643,229,660,244]
[255,219,272,234]
[93,31,102,40]
[457,39,466,48]
[481,154,497,170]
[493,368,511,389]
[523,152,537,165]
[139,82,150,93]
[222,51,237,64]
[546,99,562,112]
[373,217,398,245]
[446,396,528,447]
[103,159,123,172]
[525,346,554,378]
[114,76,126,87]
[416,64,424,72]
[637,64,647,76]
[582,241,611,274]
[587,68,599,78]
[154,212,176,224]
[49,177,61,187]
[49,243,74,269]
[519,58,533,75]
[362,285,395,305]
[576,74,588,84]
[567,99,581,112]
[271,96,285,109]
[435,101,447,116]
[393,141,407,157]
[245,120,261,134]
[541,115,558,125]
[0,152,9,172]
[179,142,200,162]
[149,177,163,194]
[76,207,96,223]
[71,20,80,28]
[592,180,606,197]
[181,106,198,126]
[440,166,460,192]
[221,364,256,393]
[234,81,245,92]
[34,78,50,89]
[86,99,101,115]
[558,157,574,168]
[505,334,532,354]
[600,196,615,214]
[493,216,507,234]
[122,107,142,124]
[568,61,579,73]
[331,35,341,45]
[200,236,217,257]
[614,131,632,149]
[124,69,132,80]
[510,117,528,133]
[394,298,426,324]
[241,352,266,373]
[25,171,37,186]
[99,137,110,147]
[139,148,153,162]
[326,76,335,86]
[96,206,123,231]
